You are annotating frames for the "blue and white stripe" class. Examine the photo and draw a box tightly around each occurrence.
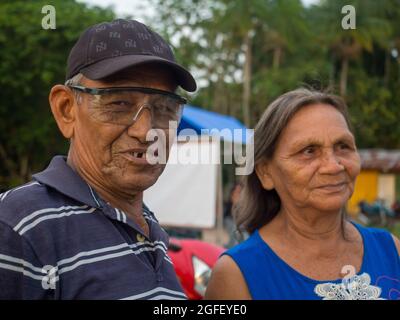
[13,205,96,235]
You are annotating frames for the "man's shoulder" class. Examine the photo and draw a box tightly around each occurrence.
[0,180,56,229]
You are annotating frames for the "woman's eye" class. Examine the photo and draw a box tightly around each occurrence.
[337,143,351,151]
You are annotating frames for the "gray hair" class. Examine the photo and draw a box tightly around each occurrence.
[65,73,83,86]
[64,72,104,106]
[65,73,84,104]
[235,88,352,234]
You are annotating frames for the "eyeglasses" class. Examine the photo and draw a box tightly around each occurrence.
[68,85,187,129]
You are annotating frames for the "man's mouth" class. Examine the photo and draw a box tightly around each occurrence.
[120,148,159,165]
[120,149,149,165]
[131,151,144,159]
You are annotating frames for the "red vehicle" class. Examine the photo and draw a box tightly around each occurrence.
[168,238,225,300]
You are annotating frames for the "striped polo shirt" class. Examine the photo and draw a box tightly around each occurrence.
[0,156,186,300]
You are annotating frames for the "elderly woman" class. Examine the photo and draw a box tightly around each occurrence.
[206,89,400,300]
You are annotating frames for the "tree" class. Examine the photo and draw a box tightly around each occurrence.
[149,0,309,127]
[312,0,391,96]
[0,0,114,190]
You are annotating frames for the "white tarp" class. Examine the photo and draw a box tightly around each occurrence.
[143,138,221,228]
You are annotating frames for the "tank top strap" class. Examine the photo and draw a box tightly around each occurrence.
[351,222,400,276]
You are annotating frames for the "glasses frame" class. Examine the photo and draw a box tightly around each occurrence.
[68,85,187,105]
[67,84,187,127]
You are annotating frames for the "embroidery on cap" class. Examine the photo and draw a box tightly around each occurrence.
[122,22,135,29]
[96,41,107,53]
[109,31,121,39]
[138,32,150,40]
[125,39,136,48]
[95,25,106,32]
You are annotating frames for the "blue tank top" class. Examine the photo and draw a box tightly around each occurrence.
[224,223,400,300]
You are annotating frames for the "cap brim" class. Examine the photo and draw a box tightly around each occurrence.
[80,55,197,92]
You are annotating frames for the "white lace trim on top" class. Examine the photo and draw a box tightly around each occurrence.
[314,273,384,300]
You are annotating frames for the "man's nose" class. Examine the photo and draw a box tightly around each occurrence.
[126,105,153,143]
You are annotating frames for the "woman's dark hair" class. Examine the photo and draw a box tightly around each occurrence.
[235,88,353,234]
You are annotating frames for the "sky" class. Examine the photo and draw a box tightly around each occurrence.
[79,0,320,22]
[78,0,153,21]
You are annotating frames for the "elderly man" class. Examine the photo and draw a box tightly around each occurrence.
[0,19,196,299]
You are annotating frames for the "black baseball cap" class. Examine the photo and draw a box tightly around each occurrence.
[66,19,197,92]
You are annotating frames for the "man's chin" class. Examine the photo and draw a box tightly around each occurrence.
[116,174,160,193]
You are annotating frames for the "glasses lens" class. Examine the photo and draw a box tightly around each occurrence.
[87,91,140,124]
[88,90,184,128]
[150,94,183,128]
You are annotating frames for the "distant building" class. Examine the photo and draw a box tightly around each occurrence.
[347,149,400,215]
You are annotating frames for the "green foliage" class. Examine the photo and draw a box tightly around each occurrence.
[149,0,400,145]
[378,222,400,238]
[0,0,114,190]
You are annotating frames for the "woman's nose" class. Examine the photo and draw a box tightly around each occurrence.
[319,150,345,174]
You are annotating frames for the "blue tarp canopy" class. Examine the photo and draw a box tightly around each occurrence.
[178,105,249,144]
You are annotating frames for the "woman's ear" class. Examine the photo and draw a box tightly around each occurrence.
[255,161,275,190]
[49,85,76,139]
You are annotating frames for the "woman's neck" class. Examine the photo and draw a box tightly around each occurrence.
[264,206,351,259]
[279,206,344,241]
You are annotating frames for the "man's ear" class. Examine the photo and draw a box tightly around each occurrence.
[255,161,275,190]
[49,85,76,139]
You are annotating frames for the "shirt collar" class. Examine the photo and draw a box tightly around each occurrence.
[32,155,102,209]
[33,156,160,239]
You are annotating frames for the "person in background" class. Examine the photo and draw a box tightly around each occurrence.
[206,88,400,300]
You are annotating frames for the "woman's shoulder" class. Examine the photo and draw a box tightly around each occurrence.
[206,249,253,299]
[352,222,400,256]
[224,230,261,258]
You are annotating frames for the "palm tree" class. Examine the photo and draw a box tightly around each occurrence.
[314,0,390,96]
[209,0,308,126]
[210,0,264,127]
[264,0,309,70]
